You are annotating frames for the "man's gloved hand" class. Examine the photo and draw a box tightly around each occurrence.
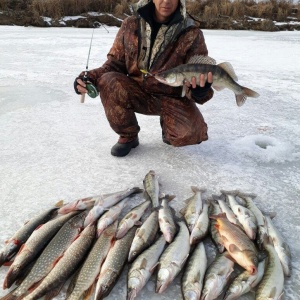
[191,81,212,100]
[184,72,213,100]
[74,74,96,95]
[74,76,84,95]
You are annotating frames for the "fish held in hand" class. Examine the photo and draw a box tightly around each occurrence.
[154,55,260,107]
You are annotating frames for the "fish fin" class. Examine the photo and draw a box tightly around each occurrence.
[180,254,189,268]
[212,84,225,91]
[235,94,247,107]
[28,279,43,293]
[43,282,64,300]
[217,62,238,81]
[165,194,176,202]
[228,243,242,254]
[223,252,237,263]
[140,258,148,270]
[52,254,64,267]
[3,261,13,267]
[55,200,64,208]
[134,221,143,226]
[221,234,229,244]
[210,212,227,220]
[149,262,159,273]
[188,55,216,65]
[191,186,206,193]
[268,287,278,299]
[278,291,284,300]
[83,282,96,300]
[181,86,186,97]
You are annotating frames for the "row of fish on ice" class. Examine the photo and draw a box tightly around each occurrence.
[0,170,292,300]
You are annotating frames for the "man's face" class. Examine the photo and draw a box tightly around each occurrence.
[153,0,180,23]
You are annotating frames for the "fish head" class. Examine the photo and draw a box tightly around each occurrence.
[127,277,143,300]
[156,268,172,293]
[128,247,139,263]
[155,72,181,87]
[84,206,104,227]
[224,282,245,300]
[183,284,201,300]
[243,251,258,274]
[58,200,81,214]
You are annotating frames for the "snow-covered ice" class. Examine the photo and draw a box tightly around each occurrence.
[0,26,299,299]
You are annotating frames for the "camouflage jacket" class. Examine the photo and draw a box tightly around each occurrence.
[87,0,213,104]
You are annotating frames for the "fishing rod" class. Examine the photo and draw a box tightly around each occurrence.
[80,22,109,103]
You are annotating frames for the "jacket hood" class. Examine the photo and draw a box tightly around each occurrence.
[130,0,186,19]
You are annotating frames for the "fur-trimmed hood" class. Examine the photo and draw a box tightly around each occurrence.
[130,0,187,19]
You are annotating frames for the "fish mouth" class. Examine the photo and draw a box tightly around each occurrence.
[127,288,137,300]
[156,281,169,294]
[248,265,257,275]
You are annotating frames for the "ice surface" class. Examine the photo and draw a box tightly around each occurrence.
[0,26,299,299]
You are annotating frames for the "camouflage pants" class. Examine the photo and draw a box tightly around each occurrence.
[98,72,208,147]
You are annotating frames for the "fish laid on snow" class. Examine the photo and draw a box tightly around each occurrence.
[210,213,258,274]
[255,236,285,300]
[264,214,292,277]
[156,220,190,294]
[181,242,207,300]
[127,235,166,300]
[158,194,177,243]
[116,200,151,239]
[154,55,260,107]
[190,201,210,245]
[22,223,96,300]
[143,170,160,208]
[223,258,265,300]
[221,190,257,240]
[237,191,268,249]
[180,186,206,233]
[96,198,127,237]
[201,251,235,300]
[1,212,87,300]
[66,221,117,300]
[0,207,58,267]
[3,211,78,289]
[84,187,142,227]
[128,209,159,262]
[94,227,137,300]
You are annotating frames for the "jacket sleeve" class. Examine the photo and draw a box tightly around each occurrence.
[185,29,214,104]
[79,19,129,87]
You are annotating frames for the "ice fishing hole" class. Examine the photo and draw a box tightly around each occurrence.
[255,139,274,149]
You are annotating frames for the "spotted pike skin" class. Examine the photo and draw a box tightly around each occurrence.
[8,211,87,300]
[0,208,58,267]
[94,227,137,300]
[3,211,78,289]
[66,221,117,300]
[23,223,96,300]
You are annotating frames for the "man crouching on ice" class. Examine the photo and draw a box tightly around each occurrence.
[74,0,213,157]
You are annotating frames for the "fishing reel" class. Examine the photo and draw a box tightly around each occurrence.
[82,72,99,98]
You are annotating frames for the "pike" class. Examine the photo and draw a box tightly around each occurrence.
[158,194,177,243]
[181,242,207,300]
[94,227,137,300]
[127,235,166,300]
[3,211,78,289]
[116,200,151,239]
[128,209,159,262]
[224,258,266,300]
[1,212,87,300]
[156,220,190,294]
[0,207,59,267]
[200,252,235,300]
[264,214,292,277]
[210,213,258,274]
[180,186,206,233]
[153,55,260,107]
[255,236,285,300]
[190,201,210,245]
[84,187,142,227]
[66,221,117,300]
[143,170,160,208]
[22,223,96,300]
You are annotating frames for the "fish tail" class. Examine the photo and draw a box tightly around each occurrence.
[236,87,260,107]
[3,268,18,290]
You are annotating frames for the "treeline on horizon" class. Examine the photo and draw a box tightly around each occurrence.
[0,0,299,22]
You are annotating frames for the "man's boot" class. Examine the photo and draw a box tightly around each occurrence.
[111,136,139,157]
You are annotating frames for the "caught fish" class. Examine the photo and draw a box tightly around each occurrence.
[96,198,127,237]
[201,251,235,300]
[128,209,159,262]
[180,186,206,233]
[116,200,151,239]
[224,258,266,300]
[190,201,210,245]
[154,55,260,107]
[208,199,225,253]
[237,191,268,249]
[84,187,142,227]
[158,195,177,243]
[181,242,207,300]
[0,207,58,267]
[156,220,190,294]
[3,211,78,289]
[143,170,160,208]
[94,227,137,300]
[221,190,257,240]
[66,221,117,300]
[127,235,166,300]
[3,212,87,300]
[210,213,258,274]
[264,215,292,277]
[255,236,285,300]
[22,223,96,300]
